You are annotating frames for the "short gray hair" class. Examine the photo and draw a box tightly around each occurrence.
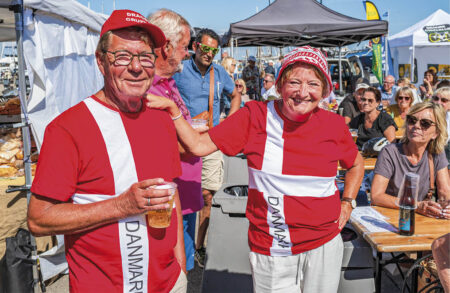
[147,9,190,48]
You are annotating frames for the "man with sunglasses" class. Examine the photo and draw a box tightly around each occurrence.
[173,28,241,268]
[261,73,279,101]
[28,10,188,292]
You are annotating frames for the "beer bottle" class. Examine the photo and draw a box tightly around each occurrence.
[398,174,416,236]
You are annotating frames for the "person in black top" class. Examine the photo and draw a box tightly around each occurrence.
[349,87,397,149]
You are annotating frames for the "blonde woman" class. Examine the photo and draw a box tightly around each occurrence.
[371,102,450,219]
[234,78,250,104]
[221,56,237,80]
[220,57,237,117]
[386,87,414,137]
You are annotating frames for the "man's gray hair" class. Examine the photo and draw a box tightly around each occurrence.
[147,9,190,48]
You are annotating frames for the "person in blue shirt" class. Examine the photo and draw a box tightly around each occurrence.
[379,75,397,109]
[173,28,241,268]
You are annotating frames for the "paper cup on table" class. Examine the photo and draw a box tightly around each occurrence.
[147,181,177,228]
[191,119,209,131]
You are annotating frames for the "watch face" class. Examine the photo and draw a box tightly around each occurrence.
[351,200,357,209]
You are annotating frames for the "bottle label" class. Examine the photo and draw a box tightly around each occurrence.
[399,209,411,230]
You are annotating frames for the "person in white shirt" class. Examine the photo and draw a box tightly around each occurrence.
[261,73,279,101]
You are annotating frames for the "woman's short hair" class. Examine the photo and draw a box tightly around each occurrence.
[276,62,328,98]
[401,102,448,154]
[434,86,450,100]
[363,87,382,102]
[235,78,247,94]
[221,57,236,76]
[394,87,414,105]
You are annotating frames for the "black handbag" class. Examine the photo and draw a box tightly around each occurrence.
[0,228,35,293]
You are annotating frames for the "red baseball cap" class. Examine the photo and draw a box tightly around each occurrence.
[275,46,332,96]
[101,10,166,48]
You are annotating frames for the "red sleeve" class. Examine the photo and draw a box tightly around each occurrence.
[208,105,251,156]
[337,118,359,169]
[31,121,79,202]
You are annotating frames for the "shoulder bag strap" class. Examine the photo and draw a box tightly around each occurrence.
[426,152,435,201]
[208,67,214,129]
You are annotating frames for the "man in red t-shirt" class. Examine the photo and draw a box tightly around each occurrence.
[28,10,187,293]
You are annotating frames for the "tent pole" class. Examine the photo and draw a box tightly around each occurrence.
[384,10,390,77]
[231,37,234,58]
[12,2,40,292]
[411,45,415,83]
[338,46,342,93]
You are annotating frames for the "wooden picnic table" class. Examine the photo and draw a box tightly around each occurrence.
[350,206,450,292]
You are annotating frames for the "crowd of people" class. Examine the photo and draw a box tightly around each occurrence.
[26,7,449,293]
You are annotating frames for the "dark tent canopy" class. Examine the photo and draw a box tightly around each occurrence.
[223,0,388,47]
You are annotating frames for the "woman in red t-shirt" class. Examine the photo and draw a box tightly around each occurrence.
[148,46,365,292]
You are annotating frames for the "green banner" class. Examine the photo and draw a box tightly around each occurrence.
[372,37,383,84]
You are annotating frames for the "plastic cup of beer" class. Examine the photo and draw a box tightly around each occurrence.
[191,119,209,132]
[147,181,177,229]
[349,129,358,143]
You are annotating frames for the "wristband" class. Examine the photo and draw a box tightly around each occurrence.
[171,112,182,121]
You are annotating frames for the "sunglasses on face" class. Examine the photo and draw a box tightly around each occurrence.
[361,98,376,104]
[406,115,436,130]
[398,96,411,101]
[432,96,449,103]
[196,42,219,55]
[235,84,243,88]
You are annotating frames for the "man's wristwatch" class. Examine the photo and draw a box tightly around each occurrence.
[341,197,357,209]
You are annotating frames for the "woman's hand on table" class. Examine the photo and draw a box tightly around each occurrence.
[417,201,445,219]
[439,203,450,220]
[338,202,353,229]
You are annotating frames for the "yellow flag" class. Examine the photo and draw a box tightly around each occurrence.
[364,1,380,20]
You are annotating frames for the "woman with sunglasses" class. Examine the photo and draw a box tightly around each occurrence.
[147,46,364,292]
[349,87,397,149]
[386,87,415,137]
[234,78,250,104]
[371,102,450,219]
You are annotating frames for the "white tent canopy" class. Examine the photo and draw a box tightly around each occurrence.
[389,9,450,84]
[0,0,107,282]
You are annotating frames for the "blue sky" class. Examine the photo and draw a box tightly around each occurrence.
[78,0,449,36]
[76,0,449,60]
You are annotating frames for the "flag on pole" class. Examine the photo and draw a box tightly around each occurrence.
[363,1,383,84]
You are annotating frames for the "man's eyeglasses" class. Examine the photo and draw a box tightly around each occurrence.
[398,96,411,101]
[383,81,395,85]
[263,79,273,83]
[361,97,376,104]
[197,42,219,55]
[103,50,157,68]
[432,96,449,103]
[406,115,436,130]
